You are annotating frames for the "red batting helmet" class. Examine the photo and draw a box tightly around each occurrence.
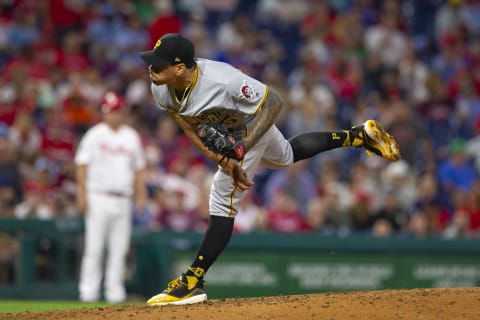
[101,92,125,113]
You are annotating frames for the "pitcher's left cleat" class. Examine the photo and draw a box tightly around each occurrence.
[147,274,207,306]
[351,119,401,162]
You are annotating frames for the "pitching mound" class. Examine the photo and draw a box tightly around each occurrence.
[3,287,480,320]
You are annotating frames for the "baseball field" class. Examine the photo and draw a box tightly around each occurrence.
[1,287,479,319]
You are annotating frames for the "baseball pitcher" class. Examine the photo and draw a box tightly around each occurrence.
[139,34,400,306]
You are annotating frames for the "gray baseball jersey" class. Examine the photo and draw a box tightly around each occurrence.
[151,58,294,217]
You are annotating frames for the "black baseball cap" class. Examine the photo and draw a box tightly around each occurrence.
[139,33,195,68]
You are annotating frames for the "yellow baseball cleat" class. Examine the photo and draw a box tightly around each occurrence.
[351,119,401,162]
[147,274,207,306]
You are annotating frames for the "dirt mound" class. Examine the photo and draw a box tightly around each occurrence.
[3,287,480,320]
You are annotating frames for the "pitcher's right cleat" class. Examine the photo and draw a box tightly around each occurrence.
[351,120,401,162]
[147,274,207,306]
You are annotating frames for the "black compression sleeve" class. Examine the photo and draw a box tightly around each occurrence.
[288,131,349,162]
[190,215,234,273]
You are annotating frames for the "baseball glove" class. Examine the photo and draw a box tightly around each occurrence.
[196,123,245,161]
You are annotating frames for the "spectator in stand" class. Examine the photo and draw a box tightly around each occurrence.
[6,10,40,53]
[376,66,406,104]
[86,3,126,55]
[285,71,334,137]
[154,115,181,169]
[306,197,333,234]
[234,190,267,233]
[370,188,409,234]
[145,185,166,229]
[298,0,335,53]
[406,212,430,238]
[33,30,60,70]
[454,75,480,139]
[0,187,16,219]
[52,155,79,219]
[466,129,480,174]
[267,189,311,233]
[437,138,478,211]
[326,47,362,127]
[184,163,213,231]
[39,110,76,173]
[124,66,152,109]
[146,0,181,49]
[47,0,86,41]
[57,31,90,74]
[214,13,256,73]
[114,14,150,68]
[0,123,22,205]
[150,187,201,232]
[160,171,200,219]
[135,0,159,25]
[14,181,53,220]
[182,12,216,60]
[379,160,417,211]
[165,135,207,177]
[264,160,317,215]
[398,41,430,107]
[364,11,408,68]
[61,84,96,136]
[80,68,108,105]
[385,100,434,172]
[431,33,464,84]
[410,172,451,236]
[15,81,38,119]
[142,142,163,191]
[434,0,469,42]
[0,85,17,126]
[2,44,48,84]
[314,160,353,230]
[14,142,63,220]
[362,50,384,95]
[419,74,457,161]
[348,159,379,206]
[8,112,41,163]
[371,218,394,237]
[0,6,12,71]
[350,191,375,232]
[444,185,480,238]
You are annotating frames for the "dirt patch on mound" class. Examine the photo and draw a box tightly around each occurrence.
[3,287,480,320]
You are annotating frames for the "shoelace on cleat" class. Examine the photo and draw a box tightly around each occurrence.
[349,126,365,147]
[189,266,206,278]
[167,278,186,291]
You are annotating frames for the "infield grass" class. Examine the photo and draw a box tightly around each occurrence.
[0,300,112,313]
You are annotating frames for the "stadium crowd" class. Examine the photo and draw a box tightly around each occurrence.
[0,0,479,241]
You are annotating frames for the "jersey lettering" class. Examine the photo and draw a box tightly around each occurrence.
[183,110,251,127]
[99,143,133,156]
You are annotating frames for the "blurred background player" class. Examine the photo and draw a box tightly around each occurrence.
[75,92,147,303]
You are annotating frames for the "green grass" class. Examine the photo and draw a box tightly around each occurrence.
[0,300,112,314]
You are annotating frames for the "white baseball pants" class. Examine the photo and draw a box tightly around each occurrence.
[79,192,132,303]
[209,125,294,218]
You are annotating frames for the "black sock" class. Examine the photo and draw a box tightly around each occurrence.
[186,215,234,278]
[289,131,351,162]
